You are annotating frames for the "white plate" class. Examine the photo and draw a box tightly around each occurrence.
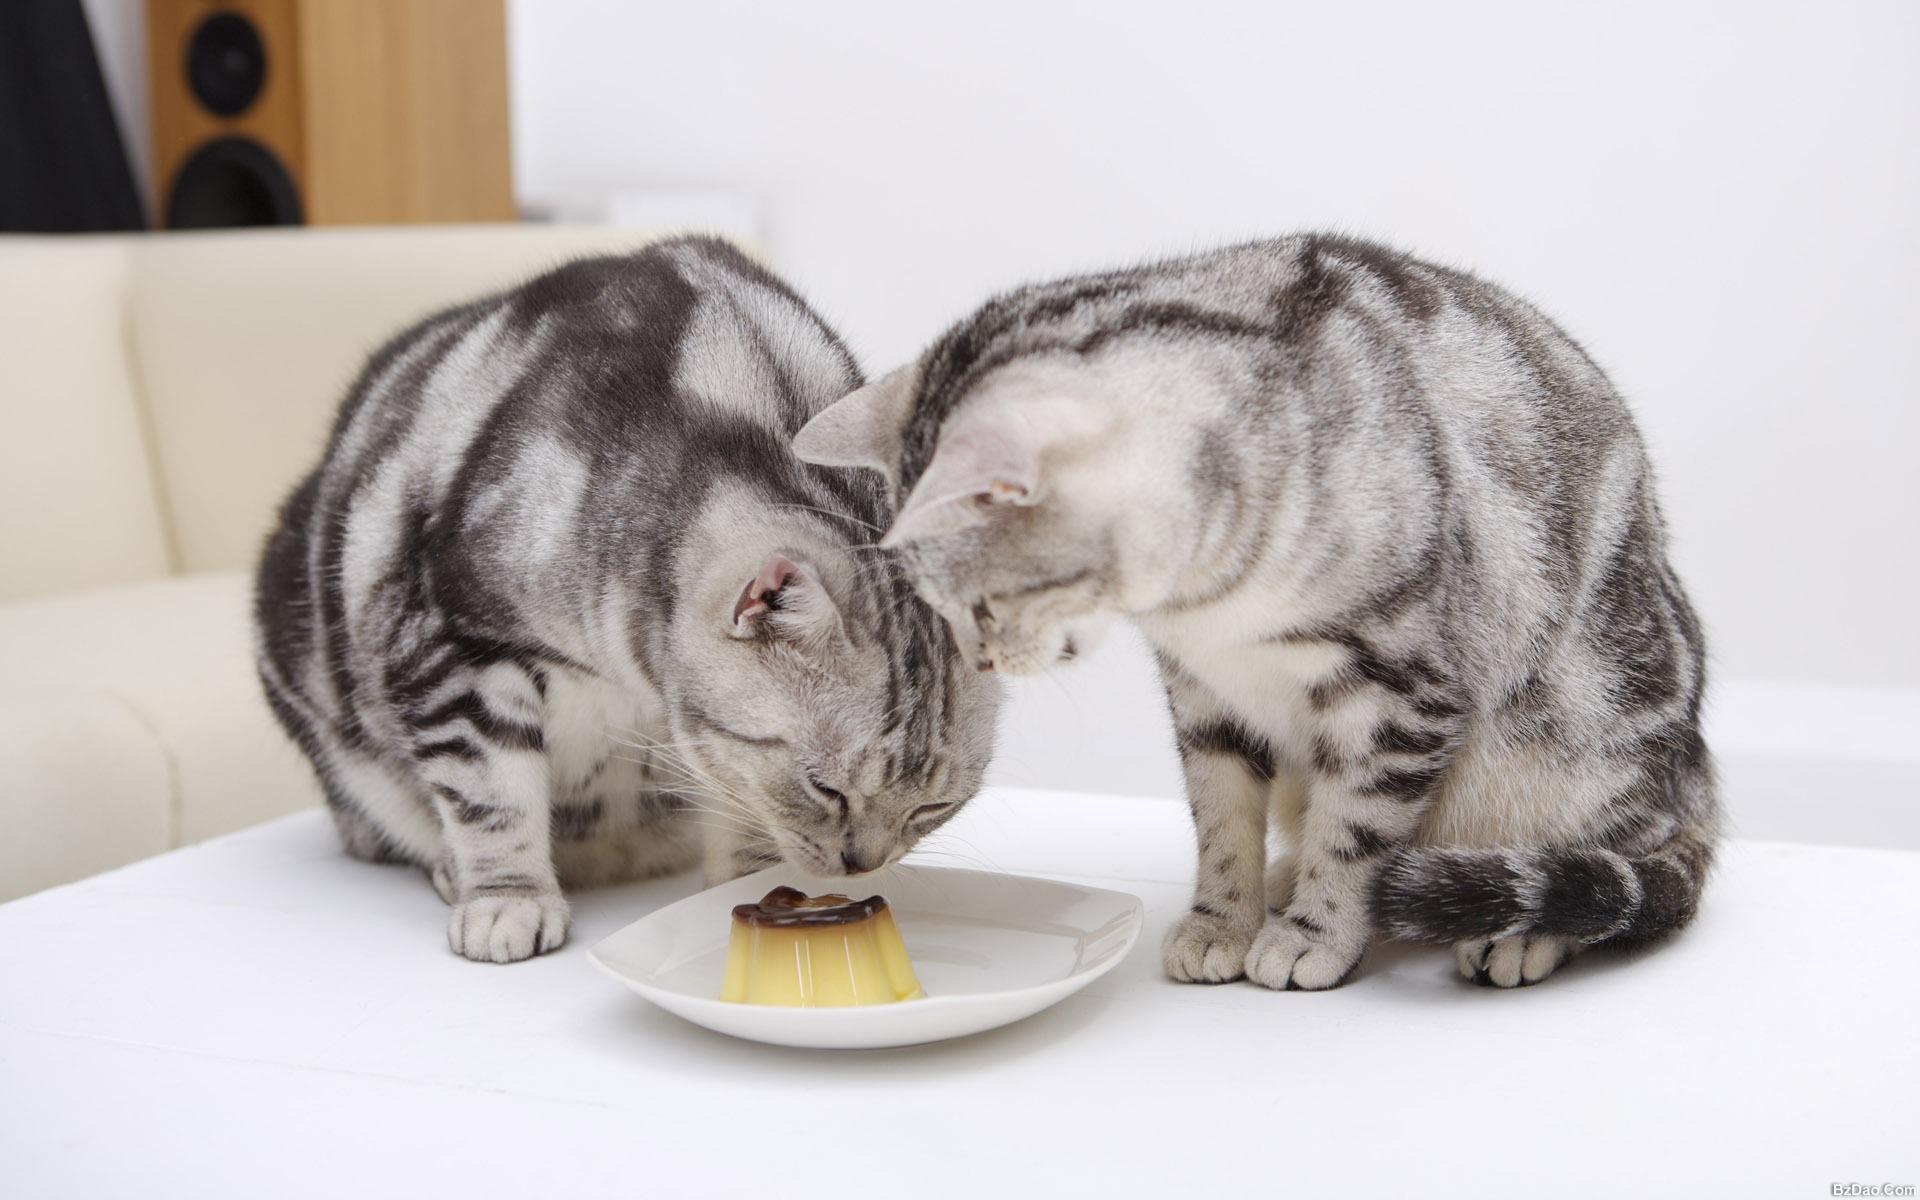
[589,864,1143,1049]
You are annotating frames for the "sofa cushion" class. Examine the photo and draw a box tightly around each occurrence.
[0,571,323,898]
[0,691,173,903]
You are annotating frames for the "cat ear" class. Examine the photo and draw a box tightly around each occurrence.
[881,424,1039,547]
[730,554,797,636]
[729,554,843,647]
[792,363,917,483]
[880,394,1105,548]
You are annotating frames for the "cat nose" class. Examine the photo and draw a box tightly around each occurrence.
[840,848,878,874]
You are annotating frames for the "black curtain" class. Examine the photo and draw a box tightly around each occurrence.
[0,0,146,231]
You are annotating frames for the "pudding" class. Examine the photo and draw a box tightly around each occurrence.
[720,886,924,1006]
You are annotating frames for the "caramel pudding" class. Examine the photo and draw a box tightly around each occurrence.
[720,886,924,1006]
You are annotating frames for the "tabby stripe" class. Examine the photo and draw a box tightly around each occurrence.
[682,699,785,748]
[1307,674,1360,712]
[1176,718,1276,781]
[470,876,543,895]
[410,690,544,752]
[1274,243,1351,337]
[1334,822,1396,862]
[1309,734,1342,774]
[388,645,460,703]
[1372,723,1448,757]
[1360,763,1447,801]
[1315,234,1442,321]
[416,737,482,762]
[431,784,511,829]
[1413,695,1465,721]
[1334,632,1443,697]
[1076,302,1269,358]
[1021,279,1140,324]
[551,801,603,842]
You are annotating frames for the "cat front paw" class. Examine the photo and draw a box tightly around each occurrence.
[1245,920,1365,991]
[448,892,570,963]
[1162,910,1258,983]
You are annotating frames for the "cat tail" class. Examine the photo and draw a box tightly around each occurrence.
[1370,821,1717,948]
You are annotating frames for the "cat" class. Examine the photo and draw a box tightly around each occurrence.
[793,233,1718,989]
[255,236,999,964]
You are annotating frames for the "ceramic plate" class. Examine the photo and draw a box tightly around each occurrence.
[589,864,1143,1049]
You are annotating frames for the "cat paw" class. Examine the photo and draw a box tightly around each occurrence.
[448,892,570,963]
[1244,922,1365,991]
[429,860,457,905]
[1454,934,1577,988]
[1162,910,1258,983]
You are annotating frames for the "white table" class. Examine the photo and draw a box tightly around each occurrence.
[3,788,1915,1199]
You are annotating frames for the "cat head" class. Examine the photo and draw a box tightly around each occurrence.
[794,344,1198,676]
[667,531,1000,875]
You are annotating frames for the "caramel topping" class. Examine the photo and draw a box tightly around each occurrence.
[731,885,891,928]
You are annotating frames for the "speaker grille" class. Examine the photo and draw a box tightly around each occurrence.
[165,136,302,228]
[185,11,267,117]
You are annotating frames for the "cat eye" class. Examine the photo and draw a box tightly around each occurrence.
[803,775,847,811]
[908,801,955,823]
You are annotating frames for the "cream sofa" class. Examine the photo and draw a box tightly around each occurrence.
[0,225,678,901]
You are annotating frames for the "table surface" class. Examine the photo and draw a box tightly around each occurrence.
[3,787,1916,1199]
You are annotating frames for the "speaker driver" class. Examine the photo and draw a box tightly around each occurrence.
[165,136,303,228]
[185,11,267,117]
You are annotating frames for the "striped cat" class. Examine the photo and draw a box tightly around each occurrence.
[795,234,1719,989]
[255,237,998,963]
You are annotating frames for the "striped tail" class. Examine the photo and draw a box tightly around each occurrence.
[1372,822,1717,947]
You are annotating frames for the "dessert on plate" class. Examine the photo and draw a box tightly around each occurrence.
[721,886,924,1006]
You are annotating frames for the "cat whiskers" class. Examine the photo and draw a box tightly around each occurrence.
[606,728,768,837]
[911,827,1001,873]
[606,755,763,838]
[770,503,885,535]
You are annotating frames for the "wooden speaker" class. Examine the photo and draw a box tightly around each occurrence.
[147,0,514,228]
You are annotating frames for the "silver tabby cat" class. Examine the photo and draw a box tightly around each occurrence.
[255,237,998,963]
[796,233,1718,990]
